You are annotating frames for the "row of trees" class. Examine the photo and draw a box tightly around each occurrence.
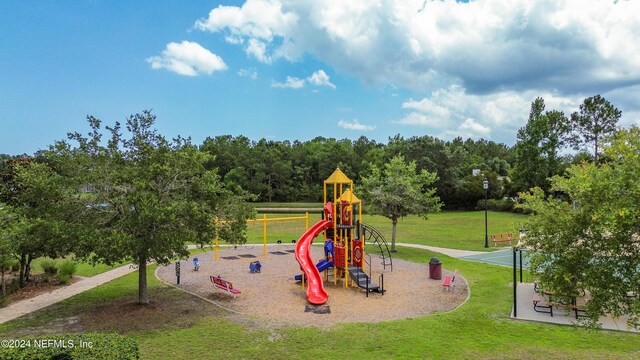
[200,134,514,209]
[199,95,620,209]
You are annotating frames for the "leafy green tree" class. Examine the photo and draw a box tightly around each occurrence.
[484,157,511,176]
[387,135,465,209]
[61,111,253,304]
[569,95,622,163]
[512,98,569,193]
[519,127,640,329]
[0,204,17,296]
[0,157,79,287]
[360,156,442,252]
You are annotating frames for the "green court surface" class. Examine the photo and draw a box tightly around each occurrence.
[460,248,531,269]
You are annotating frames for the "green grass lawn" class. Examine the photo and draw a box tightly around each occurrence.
[244,210,527,251]
[364,211,528,251]
[1,246,638,359]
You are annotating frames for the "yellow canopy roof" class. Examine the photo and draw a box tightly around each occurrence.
[324,168,352,184]
[337,189,361,204]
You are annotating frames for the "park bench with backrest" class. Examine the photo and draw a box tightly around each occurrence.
[210,275,241,298]
[491,233,513,247]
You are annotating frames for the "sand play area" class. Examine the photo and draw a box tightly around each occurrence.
[156,245,468,328]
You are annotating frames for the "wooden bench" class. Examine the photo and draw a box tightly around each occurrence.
[442,270,458,291]
[491,233,513,247]
[210,275,241,298]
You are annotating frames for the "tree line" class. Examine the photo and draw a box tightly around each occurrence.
[200,93,620,209]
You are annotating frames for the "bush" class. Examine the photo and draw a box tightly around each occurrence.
[0,294,10,307]
[475,197,533,214]
[58,260,77,284]
[40,259,58,279]
[11,260,20,272]
[0,333,139,359]
[476,198,515,212]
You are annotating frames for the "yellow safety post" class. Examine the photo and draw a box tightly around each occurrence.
[214,235,219,261]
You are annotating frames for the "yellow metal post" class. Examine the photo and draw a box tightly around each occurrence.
[324,181,327,205]
[214,235,219,261]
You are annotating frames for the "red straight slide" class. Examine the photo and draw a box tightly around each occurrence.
[295,220,333,305]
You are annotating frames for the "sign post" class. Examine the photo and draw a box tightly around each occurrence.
[175,261,181,285]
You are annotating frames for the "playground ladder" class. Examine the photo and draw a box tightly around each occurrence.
[361,223,393,271]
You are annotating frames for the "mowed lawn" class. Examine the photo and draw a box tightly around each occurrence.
[245,208,527,251]
[1,247,638,359]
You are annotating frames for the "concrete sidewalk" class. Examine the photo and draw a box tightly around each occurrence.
[0,264,136,324]
[395,242,486,258]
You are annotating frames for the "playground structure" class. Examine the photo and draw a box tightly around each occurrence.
[295,168,390,305]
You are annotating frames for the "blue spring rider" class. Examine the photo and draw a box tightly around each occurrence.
[193,257,200,271]
[249,261,262,273]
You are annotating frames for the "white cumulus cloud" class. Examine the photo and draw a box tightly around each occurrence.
[338,119,376,131]
[308,70,336,88]
[395,85,583,141]
[272,69,336,90]
[272,76,305,89]
[195,0,640,94]
[238,68,258,79]
[146,41,227,76]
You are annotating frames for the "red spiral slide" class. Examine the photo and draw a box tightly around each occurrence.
[295,220,333,305]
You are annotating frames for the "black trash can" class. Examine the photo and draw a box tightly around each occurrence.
[429,257,442,280]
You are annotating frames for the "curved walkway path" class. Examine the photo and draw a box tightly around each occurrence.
[395,242,485,258]
[0,243,480,325]
[0,264,136,325]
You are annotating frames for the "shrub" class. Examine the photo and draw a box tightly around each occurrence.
[40,259,58,277]
[476,198,514,212]
[58,260,77,284]
[475,197,533,214]
[11,260,20,272]
[0,294,10,307]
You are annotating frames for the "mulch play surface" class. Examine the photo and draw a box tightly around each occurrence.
[158,245,468,328]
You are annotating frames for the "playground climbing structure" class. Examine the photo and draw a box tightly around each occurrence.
[295,168,389,305]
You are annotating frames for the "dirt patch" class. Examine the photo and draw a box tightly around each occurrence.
[157,246,468,329]
[7,287,228,337]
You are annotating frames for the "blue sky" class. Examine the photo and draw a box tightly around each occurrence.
[2,0,639,155]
